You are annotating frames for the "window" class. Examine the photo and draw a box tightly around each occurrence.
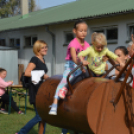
[95,29,104,33]
[32,37,37,45]
[16,39,20,47]
[127,24,134,40]
[107,28,118,40]
[92,26,118,44]
[10,38,15,46]
[25,36,37,46]
[9,38,20,47]
[0,39,6,46]
[25,37,31,46]
[64,32,74,45]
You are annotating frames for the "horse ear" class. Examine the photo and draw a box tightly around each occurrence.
[131,34,134,43]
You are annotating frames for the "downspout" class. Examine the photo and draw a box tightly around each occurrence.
[45,26,56,76]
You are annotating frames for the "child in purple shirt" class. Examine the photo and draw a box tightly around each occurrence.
[49,20,90,115]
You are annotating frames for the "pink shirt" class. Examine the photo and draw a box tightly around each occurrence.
[0,77,12,96]
[65,38,90,60]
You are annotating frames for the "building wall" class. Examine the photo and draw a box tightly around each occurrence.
[0,26,53,77]
[0,13,134,77]
[0,50,18,84]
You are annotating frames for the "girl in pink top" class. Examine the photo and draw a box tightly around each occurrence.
[49,20,90,115]
[0,68,23,114]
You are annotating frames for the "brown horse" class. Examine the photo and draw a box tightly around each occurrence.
[36,55,134,134]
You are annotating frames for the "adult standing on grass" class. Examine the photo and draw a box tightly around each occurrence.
[16,40,49,134]
[16,40,68,134]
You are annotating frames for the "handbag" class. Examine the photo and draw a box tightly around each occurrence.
[20,73,31,89]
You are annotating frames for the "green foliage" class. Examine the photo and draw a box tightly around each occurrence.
[29,0,35,12]
[0,0,36,18]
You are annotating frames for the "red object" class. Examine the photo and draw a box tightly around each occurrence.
[58,87,68,99]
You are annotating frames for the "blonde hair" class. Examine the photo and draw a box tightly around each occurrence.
[33,40,47,55]
[91,32,107,46]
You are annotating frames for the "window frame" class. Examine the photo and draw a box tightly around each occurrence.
[127,23,134,40]
[0,38,6,46]
[24,35,38,47]
[92,26,118,44]
[9,38,20,47]
[63,31,74,46]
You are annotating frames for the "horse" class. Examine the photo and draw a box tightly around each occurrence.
[36,55,134,134]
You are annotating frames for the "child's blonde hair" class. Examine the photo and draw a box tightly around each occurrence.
[33,40,47,55]
[91,32,107,46]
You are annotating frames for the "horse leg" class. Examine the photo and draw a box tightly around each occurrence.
[38,120,45,134]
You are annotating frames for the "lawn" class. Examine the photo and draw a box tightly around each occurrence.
[0,95,75,134]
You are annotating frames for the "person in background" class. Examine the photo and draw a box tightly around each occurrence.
[16,40,49,134]
[0,68,24,114]
[129,34,134,88]
[16,40,67,134]
[106,46,134,88]
[127,41,134,58]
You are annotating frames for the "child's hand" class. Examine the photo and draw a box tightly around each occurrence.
[10,81,13,84]
[102,55,109,62]
[81,66,86,73]
[8,81,13,85]
[82,60,90,66]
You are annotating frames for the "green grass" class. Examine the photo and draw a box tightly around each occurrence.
[0,95,75,134]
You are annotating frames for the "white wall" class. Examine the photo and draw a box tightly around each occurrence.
[0,27,53,76]
[0,50,18,84]
[0,13,134,76]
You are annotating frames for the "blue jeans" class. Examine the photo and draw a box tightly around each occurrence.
[54,60,82,99]
[18,105,46,134]
[62,128,68,134]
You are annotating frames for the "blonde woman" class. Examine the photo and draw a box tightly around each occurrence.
[16,40,48,134]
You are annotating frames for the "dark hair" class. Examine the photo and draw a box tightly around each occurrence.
[74,19,87,29]
[114,46,128,55]
[0,68,6,73]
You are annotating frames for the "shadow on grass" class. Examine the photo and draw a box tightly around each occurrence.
[19,106,34,111]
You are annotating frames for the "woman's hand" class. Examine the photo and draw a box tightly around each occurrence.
[120,62,125,68]
[44,74,49,80]
[116,57,125,68]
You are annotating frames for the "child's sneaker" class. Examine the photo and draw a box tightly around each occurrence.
[0,109,8,114]
[18,111,24,114]
[49,104,57,115]
[58,87,68,99]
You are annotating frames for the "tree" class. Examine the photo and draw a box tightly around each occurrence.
[0,0,8,17]
[29,0,35,12]
[0,0,36,18]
